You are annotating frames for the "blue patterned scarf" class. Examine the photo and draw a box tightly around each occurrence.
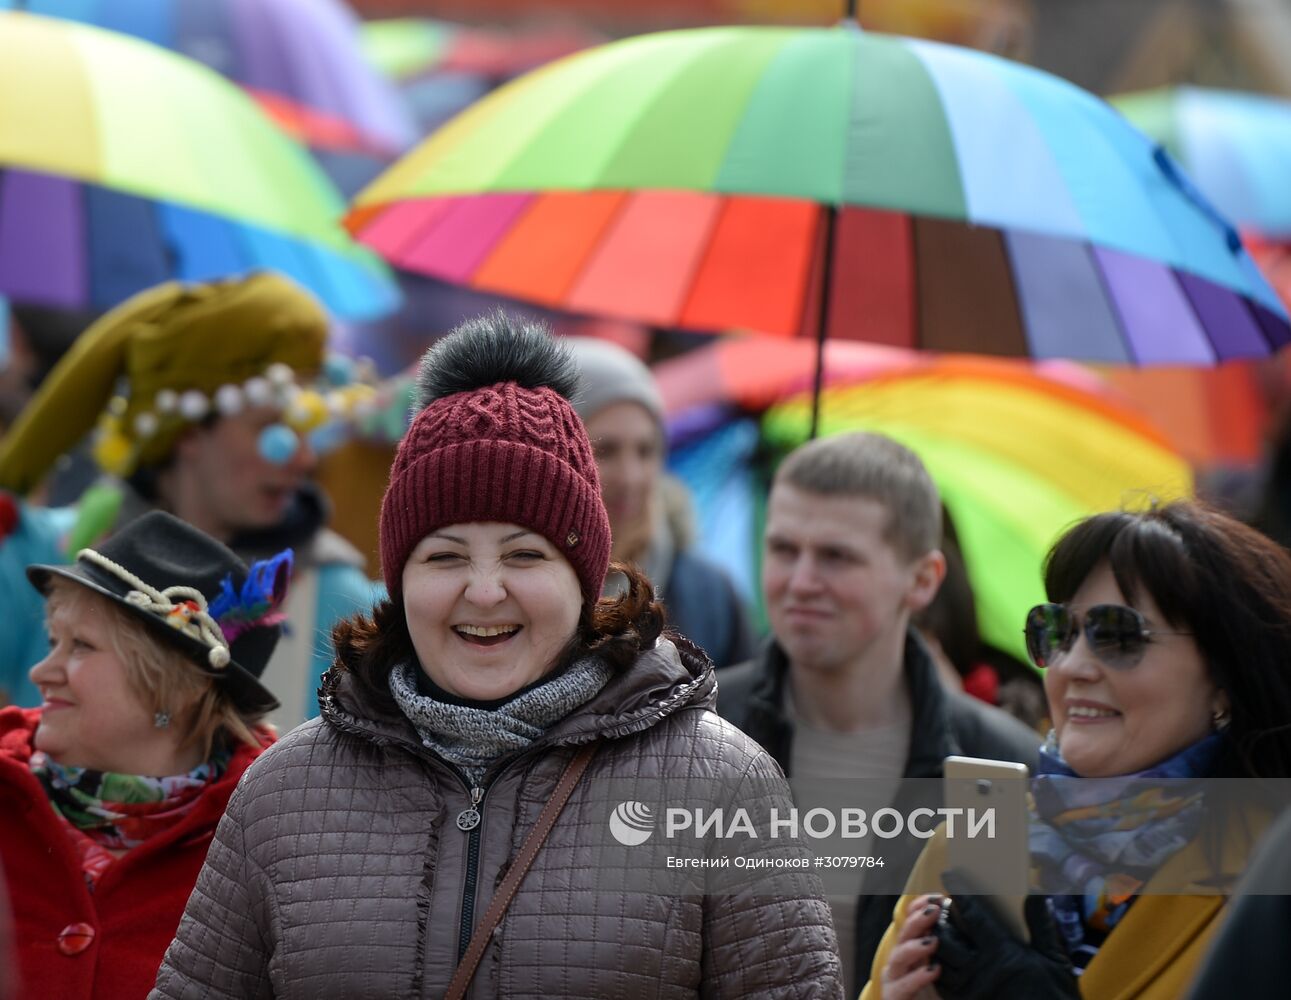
[1029,731,1223,971]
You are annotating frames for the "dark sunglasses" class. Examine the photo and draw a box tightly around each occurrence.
[1024,602,1191,670]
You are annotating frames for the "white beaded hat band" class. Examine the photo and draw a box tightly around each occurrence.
[26,511,290,715]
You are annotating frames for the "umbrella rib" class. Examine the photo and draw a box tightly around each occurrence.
[910,213,924,352]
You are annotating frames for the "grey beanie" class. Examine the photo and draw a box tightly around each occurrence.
[564,336,666,430]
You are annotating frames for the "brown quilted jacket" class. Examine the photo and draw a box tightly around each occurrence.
[150,637,843,999]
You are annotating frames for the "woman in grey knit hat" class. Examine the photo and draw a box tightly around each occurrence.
[564,336,755,670]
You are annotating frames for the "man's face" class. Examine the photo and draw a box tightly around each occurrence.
[762,483,936,675]
[173,405,316,540]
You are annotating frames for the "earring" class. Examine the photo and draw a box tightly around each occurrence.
[1212,708,1231,732]
[153,710,171,729]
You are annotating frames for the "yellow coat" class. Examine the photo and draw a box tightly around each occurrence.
[859,818,1263,1000]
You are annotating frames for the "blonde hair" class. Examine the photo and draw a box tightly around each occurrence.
[774,432,942,562]
[44,577,264,760]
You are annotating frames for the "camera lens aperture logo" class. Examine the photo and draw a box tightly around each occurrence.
[610,801,655,846]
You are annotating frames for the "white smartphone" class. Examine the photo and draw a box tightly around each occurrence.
[942,755,1031,942]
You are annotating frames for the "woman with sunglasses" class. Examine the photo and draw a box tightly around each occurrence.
[865,500,1291,1000]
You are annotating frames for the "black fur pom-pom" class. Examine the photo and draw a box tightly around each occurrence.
[414,310,579,409]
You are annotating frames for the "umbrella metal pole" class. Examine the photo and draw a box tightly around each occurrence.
[809,204,838,440]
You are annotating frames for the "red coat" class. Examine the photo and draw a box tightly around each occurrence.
[0,706,268,1000]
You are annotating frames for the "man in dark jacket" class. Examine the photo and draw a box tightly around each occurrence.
[717,431,1039,996]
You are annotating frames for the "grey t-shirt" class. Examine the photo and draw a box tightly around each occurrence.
[787,684,912,998]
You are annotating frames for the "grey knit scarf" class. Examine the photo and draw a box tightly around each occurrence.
[388,656,612,786]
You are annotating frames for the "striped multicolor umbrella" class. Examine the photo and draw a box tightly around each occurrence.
[1,0,418,197]
[1115,86,1291,241]
[0,12,396,319]
[351,25,1289,365]
[1,0,416,159]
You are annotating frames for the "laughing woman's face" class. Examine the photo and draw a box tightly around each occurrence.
[401,522,582,702]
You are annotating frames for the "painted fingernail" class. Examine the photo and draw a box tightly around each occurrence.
[922,905,937,916]
[920,936,934,946]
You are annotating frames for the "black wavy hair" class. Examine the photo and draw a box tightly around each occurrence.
[1044,500,1291,779]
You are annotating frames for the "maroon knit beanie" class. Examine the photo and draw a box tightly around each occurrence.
[379,314,611,606]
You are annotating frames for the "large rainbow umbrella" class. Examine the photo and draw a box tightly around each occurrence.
[1,0,418,196]
[0,12,397,319]
[350,24,1289,371]
[1115,86,1291,240]
[666,349,1192,662]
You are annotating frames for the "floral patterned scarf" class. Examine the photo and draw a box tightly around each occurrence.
[30,749,229,889]
[1029,731,1223,972]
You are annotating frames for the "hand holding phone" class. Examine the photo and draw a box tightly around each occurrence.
[942,755,1030,941]
[933,870,1079,1000]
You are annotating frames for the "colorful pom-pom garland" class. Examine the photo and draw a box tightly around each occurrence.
[87,356,379,477]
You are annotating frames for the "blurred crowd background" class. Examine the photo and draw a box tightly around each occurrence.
[6,0,1291,730]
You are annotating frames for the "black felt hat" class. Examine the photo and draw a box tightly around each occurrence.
[27,510,287,714]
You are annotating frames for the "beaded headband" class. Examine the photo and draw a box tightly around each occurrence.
[89,355,378,477]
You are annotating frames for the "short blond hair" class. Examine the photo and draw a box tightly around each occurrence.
[44,578,264,760]
[773,432,942,561]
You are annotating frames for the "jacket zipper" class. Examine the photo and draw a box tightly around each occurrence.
[450,739,584,963]
[456,783,486,962]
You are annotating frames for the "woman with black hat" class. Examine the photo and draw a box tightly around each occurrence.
[0,510,289,1000]
[152,315,843,999]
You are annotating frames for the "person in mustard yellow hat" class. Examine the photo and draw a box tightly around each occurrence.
[0,272,379,730]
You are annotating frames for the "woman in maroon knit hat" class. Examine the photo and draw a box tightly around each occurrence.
[0,511,288,1000]
[153,313,844,999]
